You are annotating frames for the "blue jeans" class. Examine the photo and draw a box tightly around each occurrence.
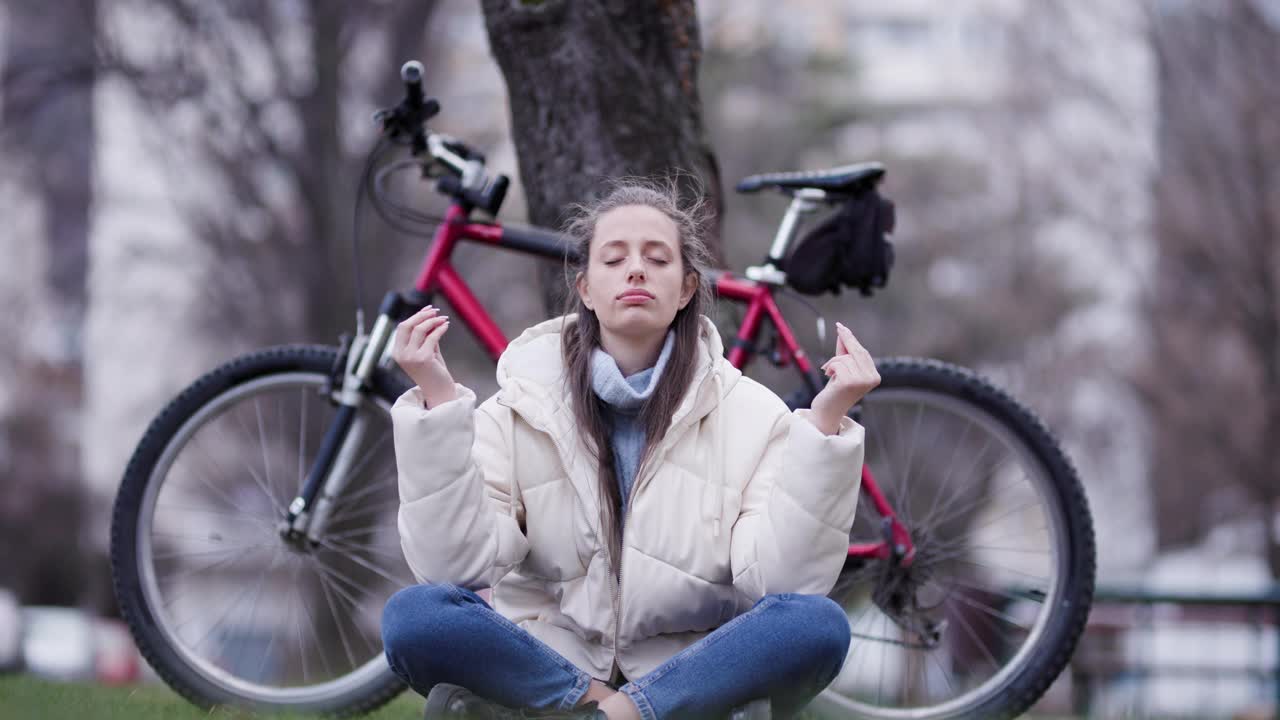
[382,583,851,720]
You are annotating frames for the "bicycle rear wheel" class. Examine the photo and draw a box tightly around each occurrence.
[110,345,414,716]
[816,358,1095,720]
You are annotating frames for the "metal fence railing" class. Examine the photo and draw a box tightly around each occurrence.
[1067,586,1280,719]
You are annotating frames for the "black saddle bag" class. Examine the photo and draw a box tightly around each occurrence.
[784,189,896,297]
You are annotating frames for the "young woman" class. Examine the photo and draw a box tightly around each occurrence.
[381,183,880,720]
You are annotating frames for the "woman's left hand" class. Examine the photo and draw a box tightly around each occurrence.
[808,322,881,434]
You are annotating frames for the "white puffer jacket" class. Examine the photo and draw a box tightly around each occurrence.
[392,313,865,681]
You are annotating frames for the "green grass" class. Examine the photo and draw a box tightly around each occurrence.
[0,675,1089,720]
[0,675,426,720]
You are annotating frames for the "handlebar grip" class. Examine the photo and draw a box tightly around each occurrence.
[401,61,425,108]
[483,175,510,215]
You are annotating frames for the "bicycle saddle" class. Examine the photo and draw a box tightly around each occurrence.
[735,161,885,195]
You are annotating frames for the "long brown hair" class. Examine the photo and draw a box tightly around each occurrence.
[559,179,716,566]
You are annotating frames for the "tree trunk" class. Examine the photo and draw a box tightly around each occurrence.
[0,0,96,607]
[480,0,723,312]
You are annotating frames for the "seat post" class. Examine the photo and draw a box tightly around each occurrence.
[747,188,828,285]
[768,188,828,261]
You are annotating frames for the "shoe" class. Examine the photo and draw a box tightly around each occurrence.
[727,698,772,720]
[423,683,475,719]
[423,683,607,720]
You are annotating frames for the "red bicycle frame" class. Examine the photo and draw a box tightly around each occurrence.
[408,203,915,566]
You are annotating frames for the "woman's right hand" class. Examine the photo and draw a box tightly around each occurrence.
[391,305,458,408]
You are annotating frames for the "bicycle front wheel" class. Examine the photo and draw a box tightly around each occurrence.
[816,358,1095,720]
[110,345,415,716]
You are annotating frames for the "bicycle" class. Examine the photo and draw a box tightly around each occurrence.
[110,61,1096,719]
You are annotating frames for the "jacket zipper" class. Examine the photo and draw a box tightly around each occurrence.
[608,414,693,683]
[610,450,657,685]
[609,370,717,682]
[501,372,714,683]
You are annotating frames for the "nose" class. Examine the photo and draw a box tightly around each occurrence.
[626,256,646,281]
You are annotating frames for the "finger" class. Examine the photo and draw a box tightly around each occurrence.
[418,317,451,358]
[827,361,852,388]
[392,321,408,357]
[405,304,438,324]
[823,353,854,376]
[836,322,865,354]
[401,305,439,332]
[408,315,446,351]
[853,348,877,378]
[397,306,437,348]
[826,356,853,379]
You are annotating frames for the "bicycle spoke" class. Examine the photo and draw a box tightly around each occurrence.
[311,556,360,671]
[326,525,392,542]
[922,520,1050,564]
[314,537,405,588]
[158,549,255,612]
[220,403,285,517]
[843,603,876,689]
[325,497,401,527]
[308,562,382,656]
[327,466,396,511]
[925,641,957,697]
[311,563,384,653]
[918,431,999,531]
[235,548,284,678]
[291,565,333,682]
[928,570,1048,616]
[152,539,278,562]
[298,388,310,491]
[183,547,278,653]
[255,599,282,685]
[311,558,391,606]
[864,412,902,511]
[949,598,1001,672]
[288,561,311,686]
[926,460,1030,533]
[947,589,1032,633]
[898,403,926,530]
[322,536,406,562]
[901,638,915,706]
[184,437,276,523]
[876,612,888,706]
[153,504,275,532]
[255,398,287,516]
[885,404,912,529]
[919,417,973,531]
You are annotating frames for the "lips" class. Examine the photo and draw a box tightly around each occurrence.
[617,290,655,300]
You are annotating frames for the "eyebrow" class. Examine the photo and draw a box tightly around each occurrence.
[599,239,674,251]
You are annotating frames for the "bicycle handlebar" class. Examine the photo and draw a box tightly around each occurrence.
[374,59,509,216]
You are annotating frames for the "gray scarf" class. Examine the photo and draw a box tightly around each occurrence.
[589,329,676,511]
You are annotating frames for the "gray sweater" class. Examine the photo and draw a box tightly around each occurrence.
[589,329,676,513]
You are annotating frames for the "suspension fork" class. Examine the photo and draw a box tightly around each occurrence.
[280,290,428,546]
